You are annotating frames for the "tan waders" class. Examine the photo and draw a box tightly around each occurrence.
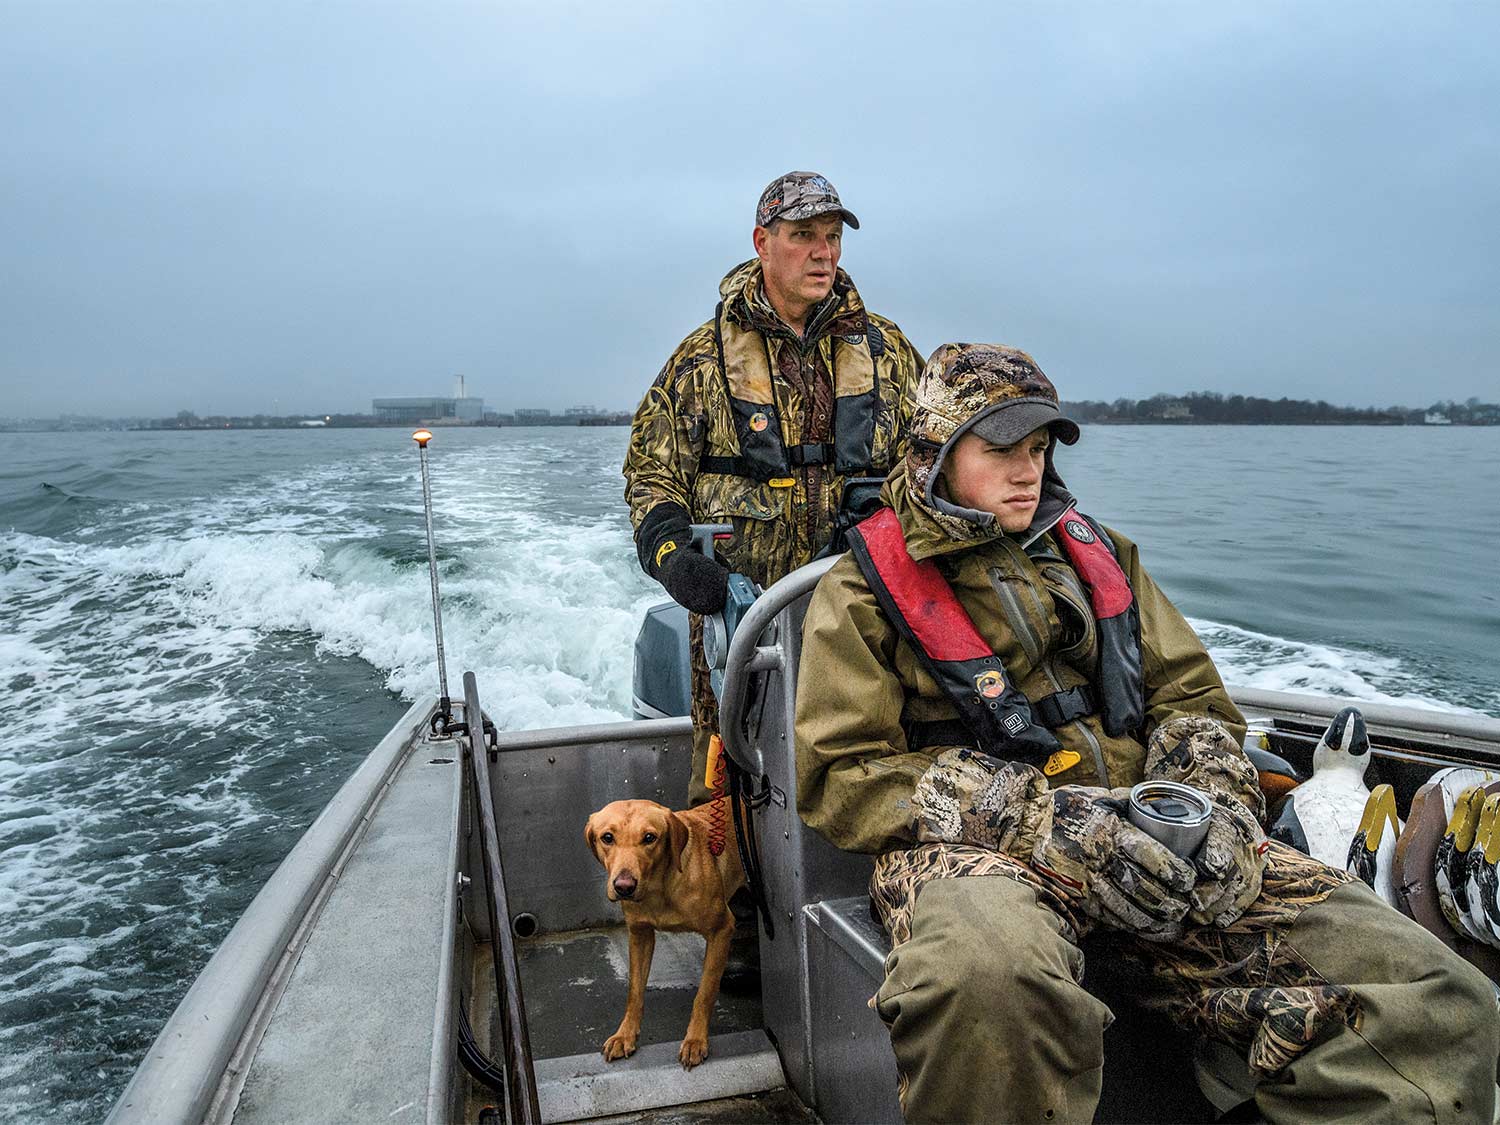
[873,843,1499,1124]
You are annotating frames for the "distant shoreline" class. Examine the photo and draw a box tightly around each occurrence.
[4,419,1496,435]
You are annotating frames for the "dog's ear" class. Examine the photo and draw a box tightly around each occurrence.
[668,812,691,873]
[584,815,602,863]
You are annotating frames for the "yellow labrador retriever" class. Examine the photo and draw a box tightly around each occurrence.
[584,798,745,1068]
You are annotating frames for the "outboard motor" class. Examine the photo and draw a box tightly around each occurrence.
[631,604,692,719]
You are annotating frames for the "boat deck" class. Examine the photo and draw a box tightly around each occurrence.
[464,925,800,1123]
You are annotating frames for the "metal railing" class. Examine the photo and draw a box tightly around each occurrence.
[716,556,837,777]
[461,671,541,1125]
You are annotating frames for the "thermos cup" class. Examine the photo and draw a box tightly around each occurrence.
[1126,780,1214,858]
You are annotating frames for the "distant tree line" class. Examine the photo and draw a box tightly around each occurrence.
[1060,392,1500,426]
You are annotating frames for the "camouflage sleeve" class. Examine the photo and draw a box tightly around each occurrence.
[794,554,936,854]
[1110,527,1248,749]
[880,321,923,463]
[621,330,713,534]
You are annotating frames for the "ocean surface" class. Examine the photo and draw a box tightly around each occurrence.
[1,424,1497,1121]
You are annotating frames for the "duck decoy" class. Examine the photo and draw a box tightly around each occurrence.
[1345,783,1401,906]
[1269,706,1372,866]
[1435,786,1489,945]
[1460,790,1500,949]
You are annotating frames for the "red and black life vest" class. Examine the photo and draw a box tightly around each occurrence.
[845,507,1145,764]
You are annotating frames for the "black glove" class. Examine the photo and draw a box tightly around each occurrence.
[636,503,730,615]
[658,547,730,615]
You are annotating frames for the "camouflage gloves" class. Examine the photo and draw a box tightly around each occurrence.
[912,749,1052,853]
[1146,716,1270,926]
[1031,786,1198,941]
[1186,799,1266,926]
[912,750,1196,940]
[635,502,729,615]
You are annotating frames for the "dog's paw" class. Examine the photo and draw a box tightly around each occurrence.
[602,1029,638,1062]
[678,1034,709,1069]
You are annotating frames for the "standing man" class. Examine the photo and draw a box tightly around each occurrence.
[624,171,923,804]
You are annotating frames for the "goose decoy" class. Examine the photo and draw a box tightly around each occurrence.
[1345,783,1401,906]
[1269,706,1372,866]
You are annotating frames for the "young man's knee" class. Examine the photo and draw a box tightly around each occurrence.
[897,877,1085,1016]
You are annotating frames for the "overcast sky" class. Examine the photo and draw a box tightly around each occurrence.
[2,2,1496,418]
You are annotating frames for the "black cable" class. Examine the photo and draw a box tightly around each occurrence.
[456,995,509,1093]
[729,762,775,939]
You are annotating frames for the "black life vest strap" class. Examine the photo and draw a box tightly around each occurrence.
[788,442,835,467]
[907,684,1098,751]
[1030,683,1098,729]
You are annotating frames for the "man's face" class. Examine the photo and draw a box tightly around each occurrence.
[942,427,1050,532]
[753,214,844,313]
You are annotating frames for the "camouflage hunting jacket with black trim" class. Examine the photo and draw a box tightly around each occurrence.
[623,259,922,589]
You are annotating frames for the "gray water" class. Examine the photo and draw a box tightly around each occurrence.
[1,424,1496,1121]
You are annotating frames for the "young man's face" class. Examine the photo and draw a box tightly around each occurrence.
[942,427,1050,532]
[753,214,844,315]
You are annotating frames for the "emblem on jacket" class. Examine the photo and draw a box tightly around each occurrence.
[974,670,1006,699]
[749,412,770,432]
[1064,519,1095,544]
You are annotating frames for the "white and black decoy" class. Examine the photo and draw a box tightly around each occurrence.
[1345,783,1402,906]
[1460,792,1500,949]
[1435,785,1489,945]
[1269,706,1374,867]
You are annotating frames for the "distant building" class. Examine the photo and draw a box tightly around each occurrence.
[372,396,486,424]
[565,405,599,416]
[1423,411,1453,425]
[514,408,552,420]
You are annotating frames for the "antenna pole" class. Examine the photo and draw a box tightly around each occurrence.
[412,429,452,730]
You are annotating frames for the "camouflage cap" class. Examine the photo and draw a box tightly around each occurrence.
[755,170,860,230]
[911,343,1079,456]
[907,343,1080,538]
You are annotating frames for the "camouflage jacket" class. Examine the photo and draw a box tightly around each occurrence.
[623,260,922,588]
[794,465,1247,855]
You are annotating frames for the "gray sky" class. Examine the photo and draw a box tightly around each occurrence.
[2,1,1496,418]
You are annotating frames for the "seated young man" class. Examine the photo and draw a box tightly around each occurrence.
[793,342,1497,1124]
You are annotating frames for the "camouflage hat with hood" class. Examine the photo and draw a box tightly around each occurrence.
[905,343,1081,544]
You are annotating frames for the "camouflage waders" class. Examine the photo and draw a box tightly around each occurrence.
[870,840,1499,1124]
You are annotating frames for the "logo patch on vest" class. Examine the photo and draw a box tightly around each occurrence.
[974,670,1006,699]
[654,540,678,568]
[1043,749,1082,776]
[1003,713,1027,735]
[1064,519,1096,544]
[749,411,770,432]
[841,333,865,345]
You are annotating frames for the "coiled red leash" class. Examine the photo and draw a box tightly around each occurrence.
[706,734,728,857]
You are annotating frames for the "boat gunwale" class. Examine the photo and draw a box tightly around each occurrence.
[106,695,438,1125]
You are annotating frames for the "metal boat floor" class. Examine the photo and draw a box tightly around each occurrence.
[516,925,762,1061]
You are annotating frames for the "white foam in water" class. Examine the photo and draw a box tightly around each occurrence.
[1193,617,1486,716]
[1,428,1493,1124]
